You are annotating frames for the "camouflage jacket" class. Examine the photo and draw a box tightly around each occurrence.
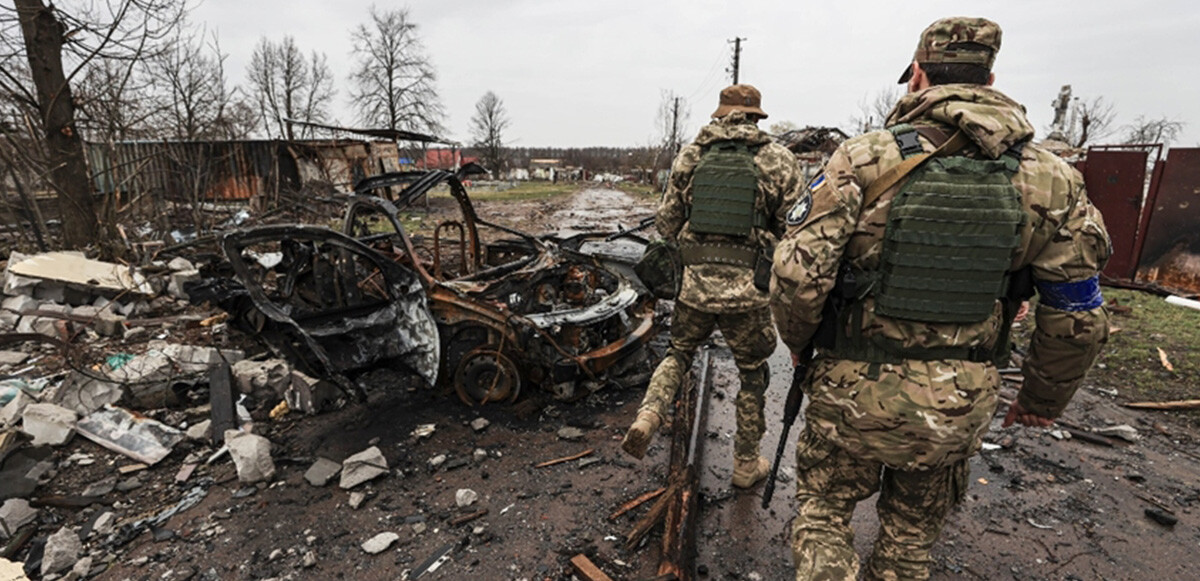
[770,85,1111,470]
[659,112,803,313]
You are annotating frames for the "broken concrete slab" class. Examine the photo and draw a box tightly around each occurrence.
[340,446,388,489]
[81,476,117,498]
[230,359,291,402]
[168,270,201,300]
[0,390,34,429]
[348,491,367,509]
[94,311,125,337]
[7,252,154,297]
[56,371,125,416]
[0,352,29,367]
[92,511,116,536]
[0,498,38,539]
[304,457,341,487]
[0,295,37,315]
[225,430,275,483]
[185,419,211,441]
[361,532,398,554]
[20,403,77,446]
[456,488,479,507]
[75,405,185,465]
[41,526,81,576]
[150,342,245,374]
[0,556,29,581]
[167,257,195,272]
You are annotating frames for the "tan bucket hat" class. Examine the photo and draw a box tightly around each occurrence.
[711,84,768,119]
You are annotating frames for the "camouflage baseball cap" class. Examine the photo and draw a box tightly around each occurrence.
[711,84,768,119]
[897,17,1002,83]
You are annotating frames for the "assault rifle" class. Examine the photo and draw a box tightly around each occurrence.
[605,215,656,242]
[762,344,814,509]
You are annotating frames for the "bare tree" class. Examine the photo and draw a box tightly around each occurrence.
[349,5,444,135]
[847,87,900,135]
[1,0,187,250]
[469,91,509,177]
[149,29,235,140]
[1069,96,1116,147]
[654,90,690,169]
[247,36,335,139]
[1123,116,1185,146]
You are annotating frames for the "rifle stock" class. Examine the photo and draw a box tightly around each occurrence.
[761,346,813,509]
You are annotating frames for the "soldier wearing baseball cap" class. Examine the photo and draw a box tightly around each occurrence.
[771,16,1110,580]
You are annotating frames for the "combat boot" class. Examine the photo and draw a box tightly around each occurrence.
[621,410,663,459]
[732,456,770,488]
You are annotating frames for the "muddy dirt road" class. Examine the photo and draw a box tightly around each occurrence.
[15,187,1200,580]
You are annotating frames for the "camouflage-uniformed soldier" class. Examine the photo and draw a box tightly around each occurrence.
[770,18,1111,580]
[622,85,803,489]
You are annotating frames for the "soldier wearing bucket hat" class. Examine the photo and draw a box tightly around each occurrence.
[622,85,802,491]
[771,17,1110,580]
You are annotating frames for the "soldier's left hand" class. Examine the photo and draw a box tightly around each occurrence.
[1001,400,1054,428]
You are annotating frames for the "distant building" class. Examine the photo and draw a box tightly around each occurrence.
[422,148,477,171]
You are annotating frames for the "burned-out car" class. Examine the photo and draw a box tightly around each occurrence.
[197,166,659,406]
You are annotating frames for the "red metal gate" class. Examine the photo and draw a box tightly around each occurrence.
[1082,148,1149,280]
[1135,148,1200,293]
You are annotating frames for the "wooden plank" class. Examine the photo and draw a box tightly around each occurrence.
[569,554,614,581]
[608,487,666,521]
[1125,399,1200,410]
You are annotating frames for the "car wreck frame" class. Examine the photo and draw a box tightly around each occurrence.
[213,166,659,407]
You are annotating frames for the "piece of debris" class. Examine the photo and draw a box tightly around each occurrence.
[116,476,143,492]
[0,390,34,429]
[412,423,436,439]
[349,491,367,510]
[0,352,28,367]
[472,448,487,463]
[455,488,478,508]
[209,364,237,445]
[40,526,81,576]
[535,449,594,468]
[340,446,388,489]
[20,403,77,446]
[1049,429,1069,441]
[470,418,490,432]
[1165,294,1200,312]
[118,462,148,474]
[186,419,212,441]
[81,476,116,497]
[302,551,317,568]
[557,426,585,441]
[0,556,30,581]
[1157,347,1174,372]
[224,430,275,483]
[304,457,341,487]
[6,251,154,297]
[268,399,289,420]
[75,405,185,465]
[361,532,398,554]
[1095,424,1140,443]
[0,499,38,539]
[428,454,447,468]
[1145,508,1178,527]
[1125,399,1200,411]
[410,541,456,579]
[608,487,666,522]
[569,554,615,581]
[91,511,116,537]
[175,463,197,484]
[980,442,1001,451]
[450,509,487,526]
[1026,518,1055,530]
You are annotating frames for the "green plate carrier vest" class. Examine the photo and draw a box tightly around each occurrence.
[819,124,1026,364]
[687,140,765,238]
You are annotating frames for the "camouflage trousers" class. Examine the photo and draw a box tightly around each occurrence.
[637,302,776,460]
[792,427,969,581]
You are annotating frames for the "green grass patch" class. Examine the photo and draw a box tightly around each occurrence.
[426,181,580,202]
[1088,287,1200,424]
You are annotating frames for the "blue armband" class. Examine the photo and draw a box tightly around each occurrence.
[1035,275,1104,311]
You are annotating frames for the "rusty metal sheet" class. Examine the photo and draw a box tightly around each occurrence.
[1136,148,1200,295]
[1082,149,1148,280]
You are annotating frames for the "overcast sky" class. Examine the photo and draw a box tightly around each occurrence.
[192,0,1200,148]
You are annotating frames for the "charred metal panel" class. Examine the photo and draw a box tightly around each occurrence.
[1082,149,1148,280]
[1135,148,1200,295]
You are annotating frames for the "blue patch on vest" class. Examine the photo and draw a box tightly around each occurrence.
[809,174,825,189]
[1035,276,1104,311]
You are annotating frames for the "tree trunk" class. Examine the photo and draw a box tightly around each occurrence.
[15,0,103,250]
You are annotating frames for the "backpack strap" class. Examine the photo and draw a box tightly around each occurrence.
[860,129,970,211]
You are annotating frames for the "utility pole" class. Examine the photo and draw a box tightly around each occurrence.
[669,96,682,156]
[727,37,746,84]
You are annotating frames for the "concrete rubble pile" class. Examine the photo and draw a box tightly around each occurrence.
[0,246,355,579]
